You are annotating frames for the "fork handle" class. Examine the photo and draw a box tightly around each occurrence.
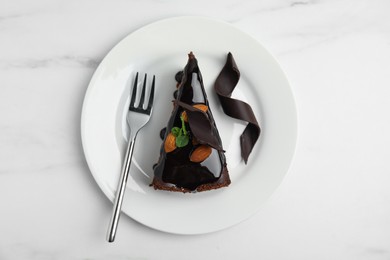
[106,134,137,242]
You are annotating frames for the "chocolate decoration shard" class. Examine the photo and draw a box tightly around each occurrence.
[151,52,230,192]
[214,52,261,164]
[174,100,223,151]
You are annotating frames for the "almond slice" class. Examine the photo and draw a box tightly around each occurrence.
[164,133,177,153]
[190,145,212,163]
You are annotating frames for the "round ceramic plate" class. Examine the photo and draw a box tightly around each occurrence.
[81,16,297,235]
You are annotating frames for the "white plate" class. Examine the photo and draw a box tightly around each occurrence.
[81,16,297,235]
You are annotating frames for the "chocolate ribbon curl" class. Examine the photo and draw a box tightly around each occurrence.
[214,52,261,164]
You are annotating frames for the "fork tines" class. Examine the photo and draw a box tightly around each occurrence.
[129,72,155,115]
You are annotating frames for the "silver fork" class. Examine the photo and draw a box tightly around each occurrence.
[106,72,155,242]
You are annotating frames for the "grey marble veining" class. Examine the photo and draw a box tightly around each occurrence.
[0,56,99,69]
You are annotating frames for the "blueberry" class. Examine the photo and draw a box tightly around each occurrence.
[175,71,183,83]
[159,127,166,140]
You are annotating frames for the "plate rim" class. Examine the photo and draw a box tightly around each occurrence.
[81,15,298,235]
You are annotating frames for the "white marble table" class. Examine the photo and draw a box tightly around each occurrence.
[1,0,390,259]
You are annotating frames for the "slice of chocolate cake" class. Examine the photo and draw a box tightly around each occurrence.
[151,52,230,192]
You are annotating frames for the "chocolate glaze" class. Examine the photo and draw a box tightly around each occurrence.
[152,52,230,192]
[214,52,261,164]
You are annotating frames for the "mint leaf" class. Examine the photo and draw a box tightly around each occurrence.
[171,127,181,137]
[180,115,187,135]
[176,135,189,148]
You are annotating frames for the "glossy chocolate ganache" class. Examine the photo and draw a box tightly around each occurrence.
[151,52,230,192]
